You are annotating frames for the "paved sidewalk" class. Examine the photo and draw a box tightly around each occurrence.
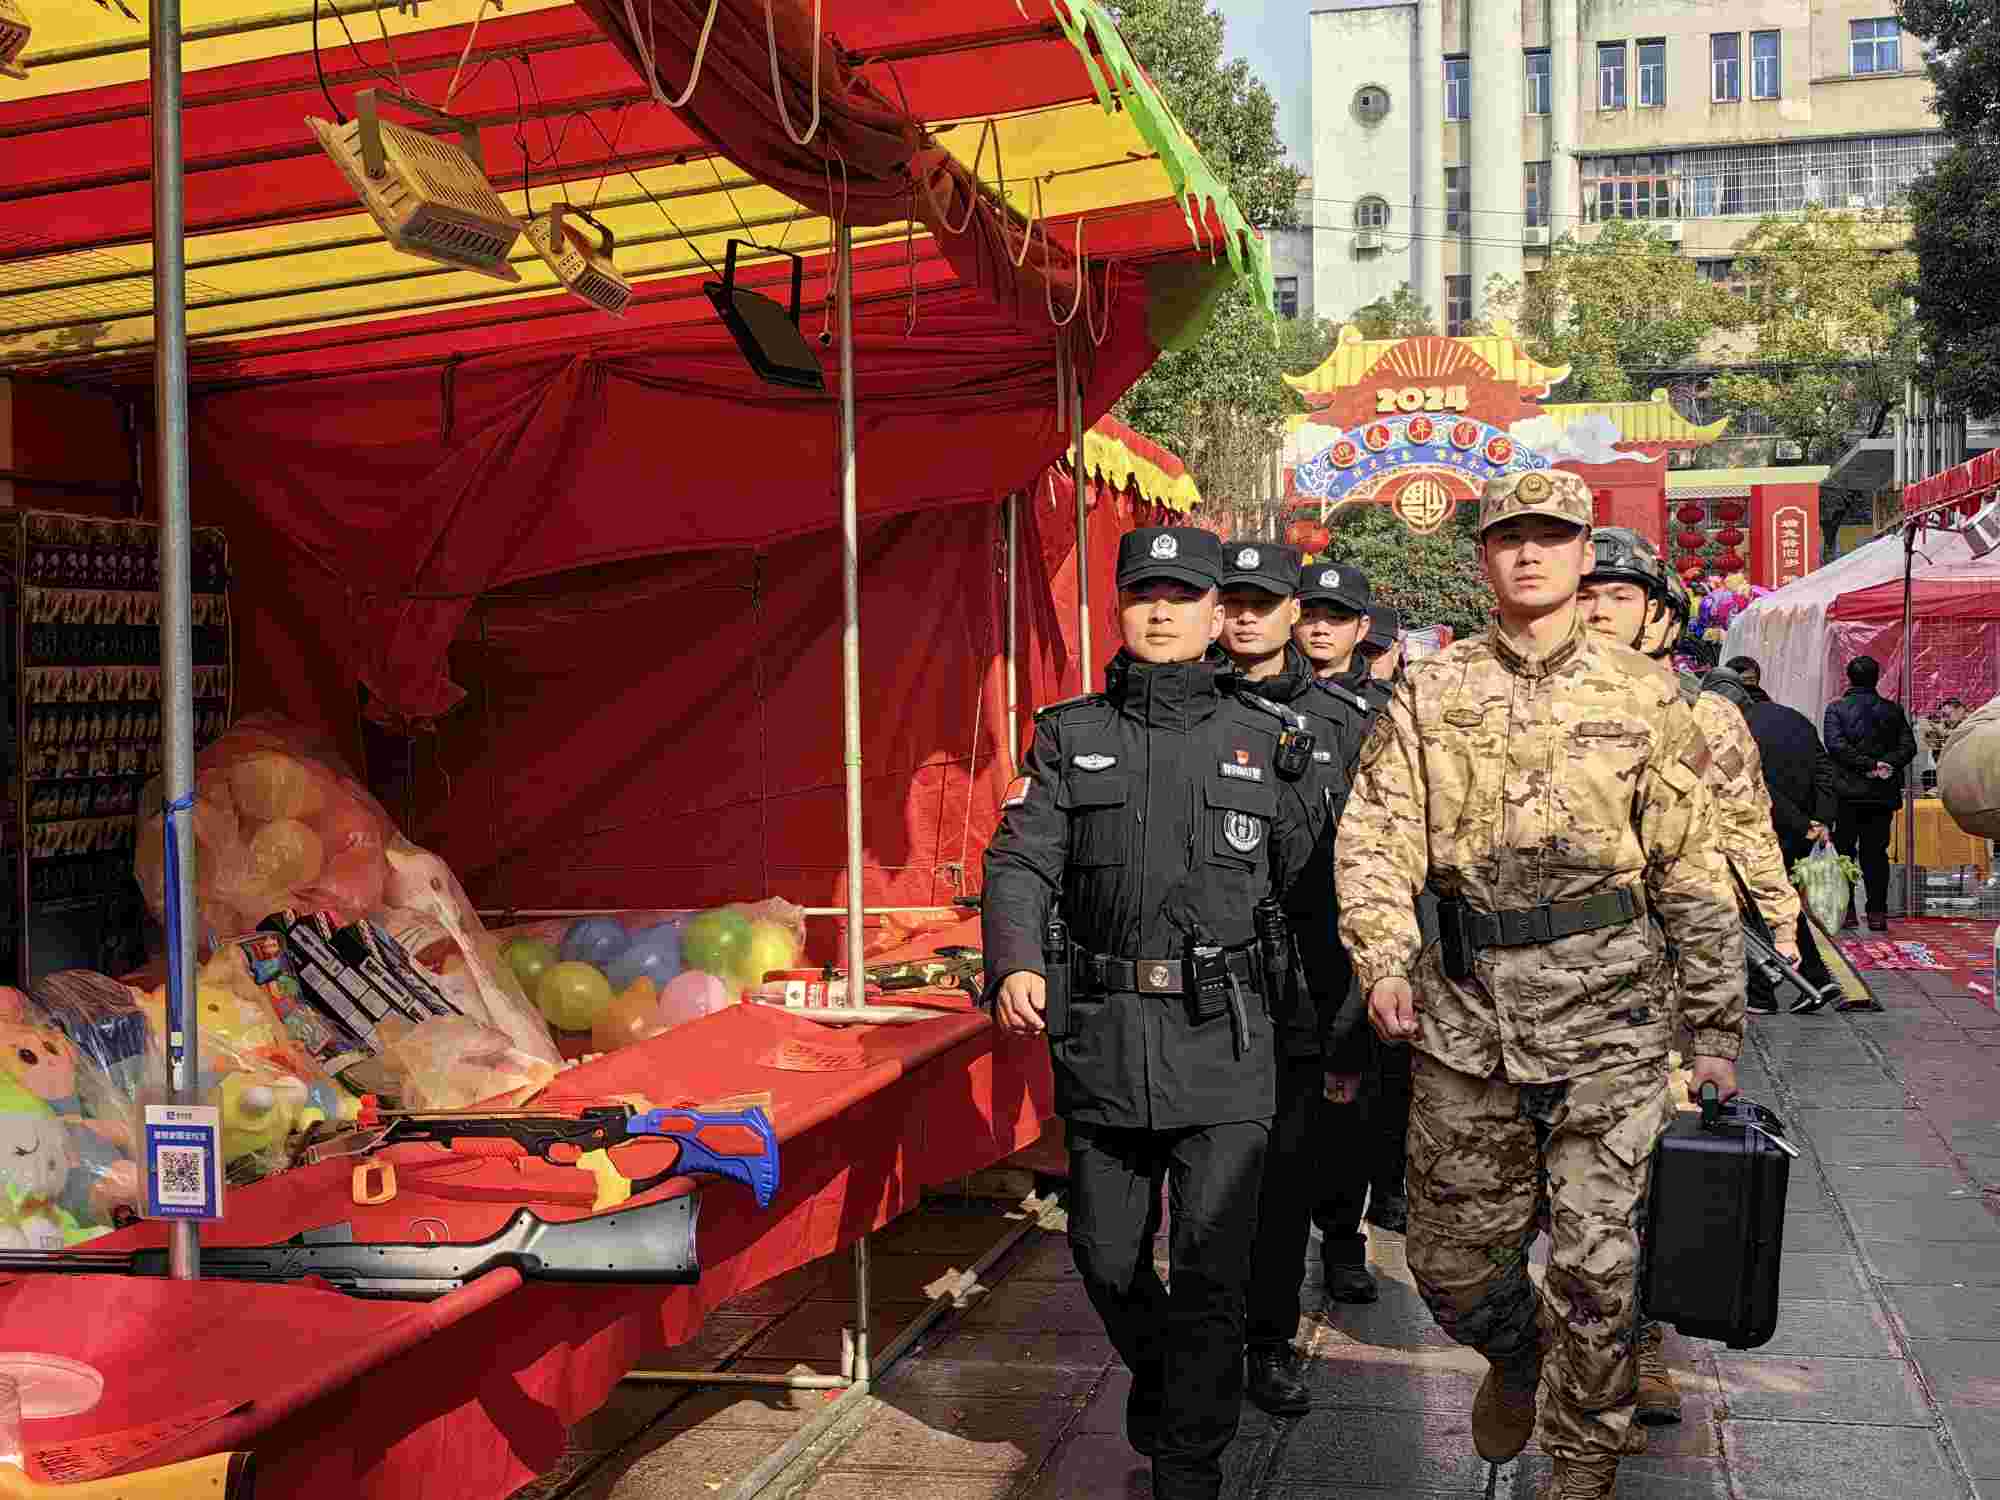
[515,969,2000,1499]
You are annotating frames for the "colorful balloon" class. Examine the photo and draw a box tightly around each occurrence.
[591,978,666,1053]
[682,909,752,978]
[501,937,558,992]
[734,919,799,985]
[604,921,683,991]
[658,970,730,1028]
[247,818,324,893]
[559,916,631,966]
[535,961,614,1032]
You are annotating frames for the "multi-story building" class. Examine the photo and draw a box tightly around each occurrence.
[1306,0,1945,332]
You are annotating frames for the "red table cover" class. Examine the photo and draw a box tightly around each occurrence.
[0,999,1050,1497]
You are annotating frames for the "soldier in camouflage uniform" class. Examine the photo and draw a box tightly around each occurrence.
[1334,472,1745,1500]
[1575,529,1800,1429]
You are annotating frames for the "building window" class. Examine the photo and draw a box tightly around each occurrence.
[1524,50,1550,115]
[1356,196,1390,229]
[1274,276,1299,318]
[1582,155,1677,222]
[1666,133,1950,218]
[1598,42,1626,109]
[1445,167,1468,232]
[1712,34,1741,101]
[1445,275,1472,336]
[1851,18,1900,74]
[1445,56,1470,120]
[1524,161,1550,228]
[1354,85,1391,122]
[1751,31,1781,99]
[1637,39,1666,107]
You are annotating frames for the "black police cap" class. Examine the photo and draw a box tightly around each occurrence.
[1297,560,1372,613]
[1218,540,1301,597]
[1365,603,1403,649]
[1117,527,1222,591]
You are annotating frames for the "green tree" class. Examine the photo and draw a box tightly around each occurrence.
[1105,0,1304,506]
[1707,207,1918,540]
[1347,283,1437,339]
[1897,1,2000,418]
[1318,500,1490,641]
[1488,220,1743,400]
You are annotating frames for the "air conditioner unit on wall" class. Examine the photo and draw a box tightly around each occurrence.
[0,0,30,81]
[1656,221,1685,243]
[1524,225,1549,246]
[1355,229,1382,252]
[1965,501,2000,559]
[308,88,523,283]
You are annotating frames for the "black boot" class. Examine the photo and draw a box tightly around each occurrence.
[1245,1344,1311,1416]
[1323,1259,1379,1304]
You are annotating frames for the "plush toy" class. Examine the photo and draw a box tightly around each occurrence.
[0,986,139,1229]
[0,1075,97,1247]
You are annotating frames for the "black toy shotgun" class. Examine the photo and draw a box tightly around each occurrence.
[0,1193,700,1301]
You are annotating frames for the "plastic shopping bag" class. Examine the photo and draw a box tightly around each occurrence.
[1792,839,1856,933]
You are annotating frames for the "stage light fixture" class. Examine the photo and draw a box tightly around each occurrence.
[308,88,522,283]
[0,0,31,81]
[525,203,633,316]
[704,240,825,392]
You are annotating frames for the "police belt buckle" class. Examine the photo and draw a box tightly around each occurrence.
[1136,960,1182,995]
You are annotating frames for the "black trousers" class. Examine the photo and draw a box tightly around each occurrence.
[1834,803,1896,917]
[1310,1039,1410,1263]
[1371,1041,1412,1201]
[1068,1118,1269,1500]
[1247,1059,1324,1348]
[1778,832,1836,987]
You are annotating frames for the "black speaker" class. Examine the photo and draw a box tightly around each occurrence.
[704,240,826,392]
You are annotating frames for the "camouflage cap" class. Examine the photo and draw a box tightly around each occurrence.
[1477,469,1593,535]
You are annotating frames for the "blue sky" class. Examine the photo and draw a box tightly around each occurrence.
[1214,0,1314,166]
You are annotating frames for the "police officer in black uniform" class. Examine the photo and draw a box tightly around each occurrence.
[983,525,1308,1500]
[1215,542,1376,1412]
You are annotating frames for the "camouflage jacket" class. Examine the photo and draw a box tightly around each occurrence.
[1334,618,1744,1082]
[1689,689,1801,937]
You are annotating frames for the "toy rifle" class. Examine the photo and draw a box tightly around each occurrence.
[0,1193,700,1300]
[363,1097,781,1213]
[2,1450,254,1498]
[871,946,983,1002]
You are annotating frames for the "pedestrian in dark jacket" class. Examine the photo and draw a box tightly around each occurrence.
[1822,656,1919,931]
[1734,657,1840,1003]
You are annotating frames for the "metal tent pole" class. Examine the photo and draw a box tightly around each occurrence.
[1901,520,1917,919]
[152,0,201,1282]
[1072,363,1090,693]
[1004,492,1019,773]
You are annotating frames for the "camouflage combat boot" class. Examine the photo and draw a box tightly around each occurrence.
[1546,1454,1619,1498]
[1634,1320,1682,1425]
[1471,1347,1542,1463]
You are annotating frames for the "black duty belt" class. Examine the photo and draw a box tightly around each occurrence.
[1074,947,1257,995]
[1454,887,1642,950]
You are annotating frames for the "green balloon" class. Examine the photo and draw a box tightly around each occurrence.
[683,909,753,978]
[536,961,614,1032]
[503,936,558,992]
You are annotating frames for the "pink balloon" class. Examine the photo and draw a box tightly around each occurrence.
[657,971,729,1029]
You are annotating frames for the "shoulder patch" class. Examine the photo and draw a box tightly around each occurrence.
[1033,692,1106,722]
[1679,733,1713,780]
[1714,743,1745,780]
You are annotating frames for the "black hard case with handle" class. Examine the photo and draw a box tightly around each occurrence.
[1642,1086,1797,1350]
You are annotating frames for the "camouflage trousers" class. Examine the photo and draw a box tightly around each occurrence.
[1404,1051,1675,1463]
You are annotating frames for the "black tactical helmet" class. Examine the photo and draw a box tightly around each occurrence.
[1584,526,1673,603]
[1701,666,1755,712]
[1661,565,1694,623]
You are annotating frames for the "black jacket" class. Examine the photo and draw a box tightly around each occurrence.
[1249,646,1373,1070]
[1743,697,1838,847]
[982,648,1308,1129]
[1822,686,1919,809]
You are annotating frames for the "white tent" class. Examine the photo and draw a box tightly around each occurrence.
[1721,526,1984,721]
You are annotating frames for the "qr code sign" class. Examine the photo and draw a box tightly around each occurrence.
[155,1145,207,1206]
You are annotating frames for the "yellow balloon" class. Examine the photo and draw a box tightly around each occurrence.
[247,818,325,893]
[230,753,326,824]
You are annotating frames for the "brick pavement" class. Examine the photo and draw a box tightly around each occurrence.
[513,968,2000,1499]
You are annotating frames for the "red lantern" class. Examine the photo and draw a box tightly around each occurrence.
[1676,504,1707,525]
[1679,559,1705,579]
[1715,527,1745,548]
[1715,502,1747,522]
[1716,551,1745,572]
[1676,530,1708,551]
[1286,519,1331,553]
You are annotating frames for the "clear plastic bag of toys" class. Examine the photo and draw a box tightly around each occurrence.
[374,1015,560,1111]
[131,713,560,1073]
[489,900,807,1052]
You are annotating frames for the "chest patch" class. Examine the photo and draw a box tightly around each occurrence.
[1219,761,1264,783]
[1222,810,1264,853]
[1072,753,1117,771]
[1444,708,1485,728]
